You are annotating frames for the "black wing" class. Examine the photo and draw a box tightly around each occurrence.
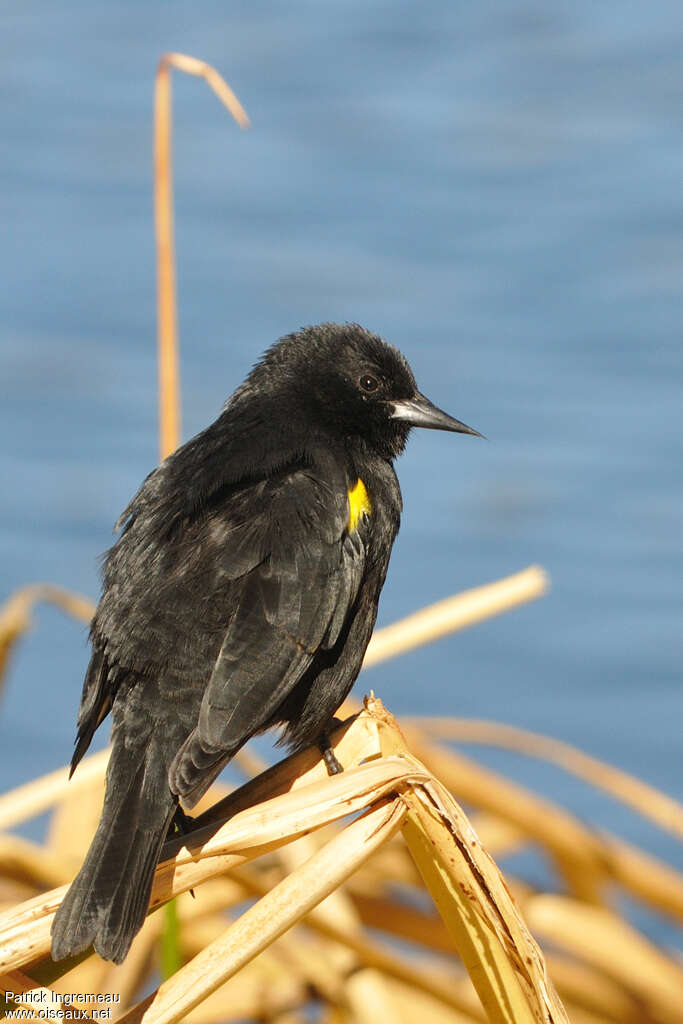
[168,464,367,806]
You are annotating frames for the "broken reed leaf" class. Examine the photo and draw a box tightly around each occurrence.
[1,708,577,1024]
[158,53,250,128]
[115,799,406,1024]
[370,698,570,1024]
[0,753,424,973]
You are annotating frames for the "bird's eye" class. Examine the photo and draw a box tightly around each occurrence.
[359,374,379,393]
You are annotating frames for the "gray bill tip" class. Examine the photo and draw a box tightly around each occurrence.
[391,394,485,437]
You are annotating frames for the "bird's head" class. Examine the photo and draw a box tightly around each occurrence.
[242,323,482,460]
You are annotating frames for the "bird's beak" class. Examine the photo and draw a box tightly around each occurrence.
[391,393,484,437]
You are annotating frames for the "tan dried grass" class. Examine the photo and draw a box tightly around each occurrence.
[1,694,681,1023]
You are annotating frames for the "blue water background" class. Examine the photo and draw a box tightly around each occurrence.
[1,2,681,943]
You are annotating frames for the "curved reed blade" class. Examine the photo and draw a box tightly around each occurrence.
[0,586,94,697]
[363,566,549,669]
[411,717,683,840]
[154,53,249,461]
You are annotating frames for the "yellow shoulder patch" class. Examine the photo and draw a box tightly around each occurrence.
[348,478,372,532]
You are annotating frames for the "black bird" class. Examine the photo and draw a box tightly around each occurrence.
[51,322,480,964]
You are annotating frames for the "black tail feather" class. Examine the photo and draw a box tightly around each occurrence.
[51,741,176,964]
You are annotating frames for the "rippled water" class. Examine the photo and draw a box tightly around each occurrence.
[1,1,681,940]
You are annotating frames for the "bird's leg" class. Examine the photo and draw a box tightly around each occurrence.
[169,802,196,897]
[169,802,195,838]
[318,724,344,775]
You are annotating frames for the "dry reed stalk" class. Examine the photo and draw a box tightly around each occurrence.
[154,52,249,460]
[231,862,483,1019]
[46,768,106,862]
[542,956,645,1024]
[0,835,75,890]
[1,699,678,1019]
[116,799,405,1024]
[373,704,568,1024]
[268,931,350,1010]
[275,835,400,1023]
[0,702,574,1024]
[402,727,683,919]
[227,703,569,1024]
[379,976,484,1024]
[524,896,683,1022]
[180,950,309,1024]
[0,749,109,833]
[348,891,455,955]
[0,585,93,691]
[413,718,683,840]
[362,566,549,668]
[466,813,525,857]
[0,754,428,973]
[232,747,400,1021]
